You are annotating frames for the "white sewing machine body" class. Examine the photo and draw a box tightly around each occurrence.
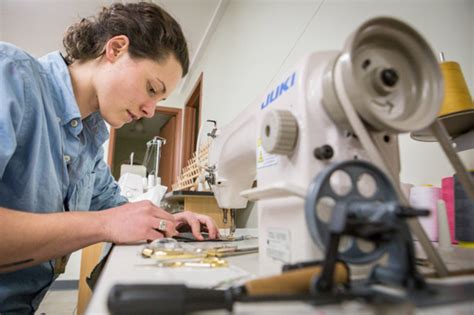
[255,51,400,275]
[209,17,442,276]
[210,51,399,275]
[207,102,257,210]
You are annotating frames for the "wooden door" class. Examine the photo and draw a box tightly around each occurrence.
[182,106,197,168]
[108,106,182,177]
[181,73,202,169]
[159,116,176,190]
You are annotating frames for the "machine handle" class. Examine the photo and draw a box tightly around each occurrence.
[244,262,349,295]
[107,263,349,314]
[107,284,233,315]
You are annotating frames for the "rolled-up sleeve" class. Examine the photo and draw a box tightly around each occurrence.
[89,146,128,211]
[0,58,26,179]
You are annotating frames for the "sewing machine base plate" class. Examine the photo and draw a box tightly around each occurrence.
[304,280,474,308]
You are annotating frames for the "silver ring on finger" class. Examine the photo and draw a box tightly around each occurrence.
[158,219,167,232]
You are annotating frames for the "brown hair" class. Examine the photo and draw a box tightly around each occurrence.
[63,2,189,76]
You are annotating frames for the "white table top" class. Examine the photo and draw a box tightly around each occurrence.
[86,229,266,314]
[86,229,474,315]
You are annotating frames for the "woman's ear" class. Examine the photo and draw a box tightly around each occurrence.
[104,35,130,62]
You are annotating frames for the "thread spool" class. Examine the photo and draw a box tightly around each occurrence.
[409,185,441,241]
[438,62,473,116]
[454,171,474,243]
[441,176,456,244]
[411,57,474,141]
[437,200,451,249]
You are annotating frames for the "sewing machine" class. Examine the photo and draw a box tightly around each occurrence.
[107,160,474,314]
[103,16,474,314]
[207,17,447,276]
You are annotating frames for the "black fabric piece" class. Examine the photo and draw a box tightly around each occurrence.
[173,232,225,242]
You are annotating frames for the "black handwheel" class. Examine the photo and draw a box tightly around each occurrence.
[305,160,399,264]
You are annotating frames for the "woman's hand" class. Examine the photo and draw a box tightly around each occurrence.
[173,211,219,240]
[100,200,179,244]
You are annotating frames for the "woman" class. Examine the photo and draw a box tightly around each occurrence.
[0,2,218,313]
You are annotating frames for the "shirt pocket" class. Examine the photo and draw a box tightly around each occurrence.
[68,172,96,211]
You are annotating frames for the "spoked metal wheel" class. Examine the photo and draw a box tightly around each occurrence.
[305,160,399,264]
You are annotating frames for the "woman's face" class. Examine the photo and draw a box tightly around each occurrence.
[96,51,182,128]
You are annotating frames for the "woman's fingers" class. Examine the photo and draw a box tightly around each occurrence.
[173,211,220,240]
[188,215,204,240]
[196,214,219,239]
[152,218,178,237]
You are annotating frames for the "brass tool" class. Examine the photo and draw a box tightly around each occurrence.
[157,257,228,268]
[141,238,205,260]
[206,246,258,258]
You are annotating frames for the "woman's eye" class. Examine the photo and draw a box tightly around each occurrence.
[148,85,156,96]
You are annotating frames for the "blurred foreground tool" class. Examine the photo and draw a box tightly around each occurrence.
[107,262,349,315]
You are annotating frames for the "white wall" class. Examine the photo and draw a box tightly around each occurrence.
[0,1,4,40]
[1,0,116,57]
[176,0,474,227]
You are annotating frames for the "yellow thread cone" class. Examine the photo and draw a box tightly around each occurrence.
[410,59,474,141]
[439,62,473,117]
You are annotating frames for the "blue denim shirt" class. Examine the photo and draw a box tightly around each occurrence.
[0,42,127,313]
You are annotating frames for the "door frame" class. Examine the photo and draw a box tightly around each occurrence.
[181,73,203,169]
[107,106,183,184]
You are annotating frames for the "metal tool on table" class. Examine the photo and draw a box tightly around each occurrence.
[141,238,206,260]
[206,246,258,257]
[141,238,257,269]
[107,161,474,315]
[156,257,229,268]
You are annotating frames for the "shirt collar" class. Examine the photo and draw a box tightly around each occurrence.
[84,112,110,147]
[38,51,109,146]
[38,51,81,126]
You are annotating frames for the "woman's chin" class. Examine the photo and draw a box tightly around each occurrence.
[114,121,126,129]
[105,118,125,129]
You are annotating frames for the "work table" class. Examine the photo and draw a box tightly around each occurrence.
[86,229,474,314]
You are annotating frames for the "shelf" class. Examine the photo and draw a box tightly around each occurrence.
[165,190,214,201]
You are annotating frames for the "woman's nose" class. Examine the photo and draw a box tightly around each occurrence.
[140,100,156,118]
